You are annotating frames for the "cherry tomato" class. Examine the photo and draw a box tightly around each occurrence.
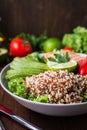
[80,64,87,76]
[78,56,87,72]
[63,47,72,51]
[9,38,33,57]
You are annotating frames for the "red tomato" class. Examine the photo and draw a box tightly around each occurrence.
[63,47,72,51]
[9,38,33,57]
[78,56,87,72]
[80,64,87,76]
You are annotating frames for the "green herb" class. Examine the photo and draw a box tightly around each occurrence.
[48,52,70,63]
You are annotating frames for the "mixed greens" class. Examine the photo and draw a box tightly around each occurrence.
[8,77,48,103]
[6,51,76,103]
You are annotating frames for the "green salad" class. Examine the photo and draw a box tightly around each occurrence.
[6,51,78,103]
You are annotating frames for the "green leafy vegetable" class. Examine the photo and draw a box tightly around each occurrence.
[17,33,47,51]
[28,94,48,103]
[48,52,70,63]
[8,77,48,103]
[62,26,87,53]
[8,78,27,98]
[34,95,48,103]
[83,94,87,102]
[28,94,37,101]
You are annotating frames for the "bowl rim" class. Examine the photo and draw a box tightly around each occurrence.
[1,63,87,107]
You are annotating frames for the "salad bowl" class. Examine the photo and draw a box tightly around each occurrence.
[1,64,87,116]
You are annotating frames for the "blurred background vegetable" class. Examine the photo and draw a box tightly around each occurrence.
[9,37,33,57]
[16,33,47,51]
[62,26,87,53]
[43,37,62,52]
[9,33,62,57]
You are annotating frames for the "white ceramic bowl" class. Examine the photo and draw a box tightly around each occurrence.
[1,64,87,116]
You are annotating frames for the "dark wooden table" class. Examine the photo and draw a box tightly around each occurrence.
[1,65,87,130]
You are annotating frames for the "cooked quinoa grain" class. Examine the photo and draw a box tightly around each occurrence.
[25,70,87,104]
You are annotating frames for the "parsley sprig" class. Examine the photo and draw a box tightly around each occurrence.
[48,52,70,63]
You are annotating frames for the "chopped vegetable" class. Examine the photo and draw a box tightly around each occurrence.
[48,52,70,63]
[33,95,48,103]
[28,94,48,103]
[83,94,87,102]
[8,78,27,98]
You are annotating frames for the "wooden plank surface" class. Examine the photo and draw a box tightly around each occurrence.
[0,0,87,39]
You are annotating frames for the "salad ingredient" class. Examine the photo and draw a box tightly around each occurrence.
[79,64,87,76]
[47,60,77,72]
[78,57,87,70]
[83,95,87,102]
[63,47,73,51]
[28,94,48,103]
[33,95,48,103]
[6,55,49,80]
[47,52,70,63]
[9,37,33,57]
[25,70,87,104]
[8,77,48,103]
[62,49,86,62]
[0,48,8,63]
[8,78,27,98]
[43,38,62,52]
[62,26,87,53]
[6,50,80,80]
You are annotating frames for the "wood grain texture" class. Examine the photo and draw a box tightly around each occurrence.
[0,0,87,39]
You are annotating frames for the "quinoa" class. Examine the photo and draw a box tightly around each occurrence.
[25,70,87,104]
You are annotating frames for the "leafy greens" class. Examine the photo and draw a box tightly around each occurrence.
[62,26,87,53]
